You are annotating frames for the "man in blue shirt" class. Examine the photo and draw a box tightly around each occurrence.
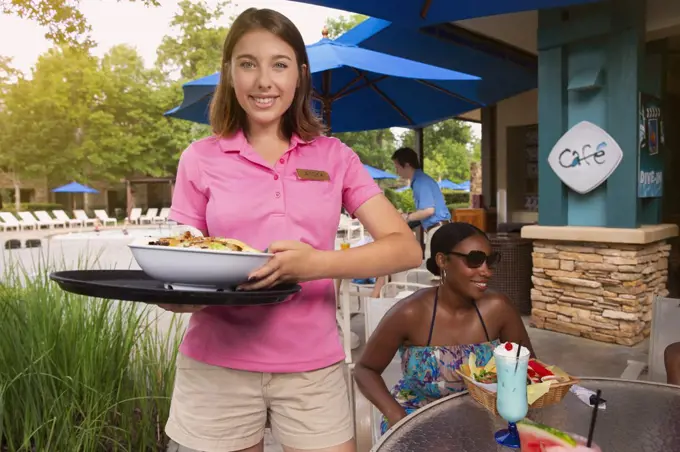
[392,147,451,259]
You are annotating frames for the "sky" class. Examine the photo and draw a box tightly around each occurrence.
[0,0,480,138]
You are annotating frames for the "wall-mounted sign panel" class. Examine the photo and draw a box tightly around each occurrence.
[547,121,623,195]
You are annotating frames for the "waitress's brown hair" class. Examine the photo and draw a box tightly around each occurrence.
[209,8,326,141]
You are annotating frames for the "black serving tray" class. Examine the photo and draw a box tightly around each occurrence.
[49,270,301,306]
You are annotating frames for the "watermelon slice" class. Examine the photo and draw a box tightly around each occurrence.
[518,420,578,451]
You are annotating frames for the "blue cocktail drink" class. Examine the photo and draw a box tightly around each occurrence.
[494,342,530,448]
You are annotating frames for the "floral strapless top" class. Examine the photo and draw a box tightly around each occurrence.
[380,340,500,434]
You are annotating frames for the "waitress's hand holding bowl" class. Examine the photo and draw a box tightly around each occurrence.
[238,240,321,291]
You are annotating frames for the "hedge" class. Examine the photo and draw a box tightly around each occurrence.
[443,191,470,205]
[384,188,415,213]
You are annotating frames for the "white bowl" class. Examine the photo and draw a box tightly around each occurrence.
[128,238,273,289]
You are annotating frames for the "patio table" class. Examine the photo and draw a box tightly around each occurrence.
[371,378,680,452]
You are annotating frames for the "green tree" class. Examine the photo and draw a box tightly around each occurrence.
[2,0,160,46]
[402,119,478,181]
[324,14,368,39]
[156,0,231,80]
[154,0,232,147]
[0,45,195,203]
[0,47,102,207]
[336,129,397,170]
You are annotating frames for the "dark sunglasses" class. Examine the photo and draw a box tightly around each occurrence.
[446,251,501,269]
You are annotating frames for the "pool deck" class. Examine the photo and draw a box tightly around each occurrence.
[0,226,655,452]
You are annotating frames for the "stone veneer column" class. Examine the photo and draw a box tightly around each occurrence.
[530,240,670,346]
[522,225,678,346]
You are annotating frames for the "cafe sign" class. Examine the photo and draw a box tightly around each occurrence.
[547,121,623,195]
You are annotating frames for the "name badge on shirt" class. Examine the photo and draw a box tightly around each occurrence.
[296,169,330,181]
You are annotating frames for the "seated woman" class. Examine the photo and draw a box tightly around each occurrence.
[354,222,535,434]
[665,342,680,385]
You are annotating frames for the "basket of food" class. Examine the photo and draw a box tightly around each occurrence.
[455,345,578,416]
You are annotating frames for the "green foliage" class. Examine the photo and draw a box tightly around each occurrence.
[402,119,480,182]
[384,188,415,213]
[156,0,231,80]
[334,129,398,171]
[0,257,183,451]
[324,14,368,39]
[443,190,470,205]
[0,45,193,188]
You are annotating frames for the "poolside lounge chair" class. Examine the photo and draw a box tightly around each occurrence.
[34,211,65,228]
[52,210,83,228]
[94,209,117,227]
[154,207,171,224]
[0,212,22,231]
[17,212,44,229]
[127,207,143,225]
[140,208,158,225]
[73,210,97,227]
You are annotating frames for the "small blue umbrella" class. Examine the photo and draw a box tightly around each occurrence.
[52,182,99,194]
[287,0,601,26]
[363,164,398,180]
[395,185,411,192]
[166,36,482,133]
[438,179,460,190]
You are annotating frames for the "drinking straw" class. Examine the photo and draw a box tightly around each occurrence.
[586,389,602,447]
[514,340,522,373]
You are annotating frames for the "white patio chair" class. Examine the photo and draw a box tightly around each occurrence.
[94,209,117,226]
[621,296,680,383]
[140,208,158,225]
[154,207,170,224]
[17,212,44,229]
[73,209,97,226]
[127,207,143,225]
[34,210,65,228]
[338,214,364,241]
[53,210,83,228]
[405,268,440,286]
[379,281,430,299]
[355,286,429,446]
[0,212,22,231]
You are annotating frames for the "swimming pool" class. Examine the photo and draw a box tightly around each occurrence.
[51,225,196,240]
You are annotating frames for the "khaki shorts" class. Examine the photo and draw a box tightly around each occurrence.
[165,353,353,451]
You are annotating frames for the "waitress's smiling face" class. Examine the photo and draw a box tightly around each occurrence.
[230,29,301,130]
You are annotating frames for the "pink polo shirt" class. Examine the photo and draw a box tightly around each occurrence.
[169,130,382,373]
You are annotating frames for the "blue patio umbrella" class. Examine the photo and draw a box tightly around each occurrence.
[165,35,482,133]
[52,182,99,210]
[52,182,99,194]
[363,164,398,180]
[287,0,601,27]
[332,18,537,109]
[438,179,460,190]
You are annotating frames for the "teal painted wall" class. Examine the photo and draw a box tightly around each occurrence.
[566,40,607,226]
[537,0,648,228]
